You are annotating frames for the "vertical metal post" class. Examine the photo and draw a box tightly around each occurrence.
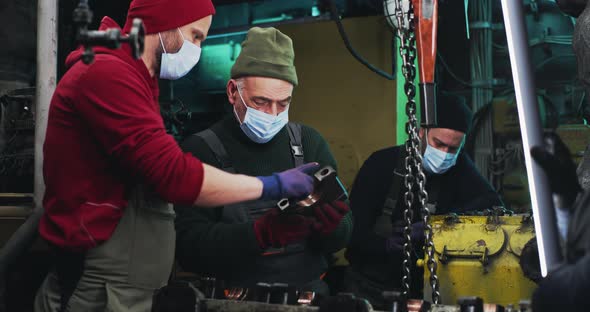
[35,0,58,209]
[500,0,562,276]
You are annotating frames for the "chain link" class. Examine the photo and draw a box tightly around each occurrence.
[416,131,440,303]
[401,142,414,296]
[392,0,440,303]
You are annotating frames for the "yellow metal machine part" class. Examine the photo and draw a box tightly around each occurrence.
[422,215,538,307]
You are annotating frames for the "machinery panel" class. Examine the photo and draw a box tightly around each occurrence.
[423,215,538,307]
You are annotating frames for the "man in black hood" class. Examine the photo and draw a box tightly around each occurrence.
[342,92,502,309]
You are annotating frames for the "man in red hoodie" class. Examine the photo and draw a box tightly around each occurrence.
[34,0,318,311]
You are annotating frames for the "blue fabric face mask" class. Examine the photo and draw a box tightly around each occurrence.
[234,86,289,144]
[422,141,459,174]
[159,29,201,80]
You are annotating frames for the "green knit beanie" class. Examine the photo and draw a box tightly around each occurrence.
[230,27,298,86]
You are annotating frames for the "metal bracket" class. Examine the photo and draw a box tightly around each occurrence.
[479,247,490,269]
[291,145,304,157]
[440,245,448,264]
[469,21,493,30]
[439,245,490,272]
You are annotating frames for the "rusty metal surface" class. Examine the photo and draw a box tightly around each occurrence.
[197,298,515,312]
[407,299,431,312]
[430,305,460,312]
[483,303,505,312]
[297,292,315,306]
[424,215,536,306]
[201,299,321,312]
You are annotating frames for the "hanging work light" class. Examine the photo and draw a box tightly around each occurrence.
[384,0,411,30]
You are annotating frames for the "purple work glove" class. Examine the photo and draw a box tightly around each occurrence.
[257,163,320,200]
[385,221,425,254]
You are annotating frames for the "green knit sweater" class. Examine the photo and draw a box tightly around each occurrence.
[174,115,353,281]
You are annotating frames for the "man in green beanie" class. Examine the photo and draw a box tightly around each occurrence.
[174,27,353,295]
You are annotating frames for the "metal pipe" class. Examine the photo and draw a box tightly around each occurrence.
[500,0,562,276]
[35,0,58,209]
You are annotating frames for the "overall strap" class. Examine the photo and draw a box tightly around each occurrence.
[286,122,304,167]
[194,129,236,173]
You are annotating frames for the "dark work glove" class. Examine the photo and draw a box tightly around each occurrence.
[312,201,350,236]
[253,208,314,249]
[257,163,320,200]
[385,221,425,254]
[530,132,582,209]
[152,281,204,312]
[532,252,590,312]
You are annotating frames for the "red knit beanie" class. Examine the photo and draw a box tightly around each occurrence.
[122,0,216,34]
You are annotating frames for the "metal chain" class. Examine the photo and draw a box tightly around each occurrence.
[401,141,415,296]
[415,130,440,304]
[392,0,417,298]
[392,0,440,303]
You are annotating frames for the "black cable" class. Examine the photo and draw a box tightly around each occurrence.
[464,98,495,159]
[328,0,396,80]
[536,92,561,130]
[576,90,587,117]
[437,51,504,90]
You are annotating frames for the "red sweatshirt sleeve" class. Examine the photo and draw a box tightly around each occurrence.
[73,57,204,205]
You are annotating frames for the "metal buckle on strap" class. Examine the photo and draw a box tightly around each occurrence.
[383,199,397,213]
[291,145,304,157]
[426,203,437,214]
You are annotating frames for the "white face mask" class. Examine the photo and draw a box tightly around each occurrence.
[159,29,201,80]
[233,86,289,144]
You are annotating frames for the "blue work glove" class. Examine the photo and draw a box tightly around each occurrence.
[257,163,320,200]
[385,221,425,254]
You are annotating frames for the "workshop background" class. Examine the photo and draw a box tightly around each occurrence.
[0,0,587,311]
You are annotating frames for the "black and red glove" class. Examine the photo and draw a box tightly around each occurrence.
[312,201,350,236]
[253,208,314,249]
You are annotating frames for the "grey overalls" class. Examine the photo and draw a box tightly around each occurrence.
[34,185,177,312]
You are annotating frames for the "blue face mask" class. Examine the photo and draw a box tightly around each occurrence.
[422,141,459,174]
[234,87,289,144]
